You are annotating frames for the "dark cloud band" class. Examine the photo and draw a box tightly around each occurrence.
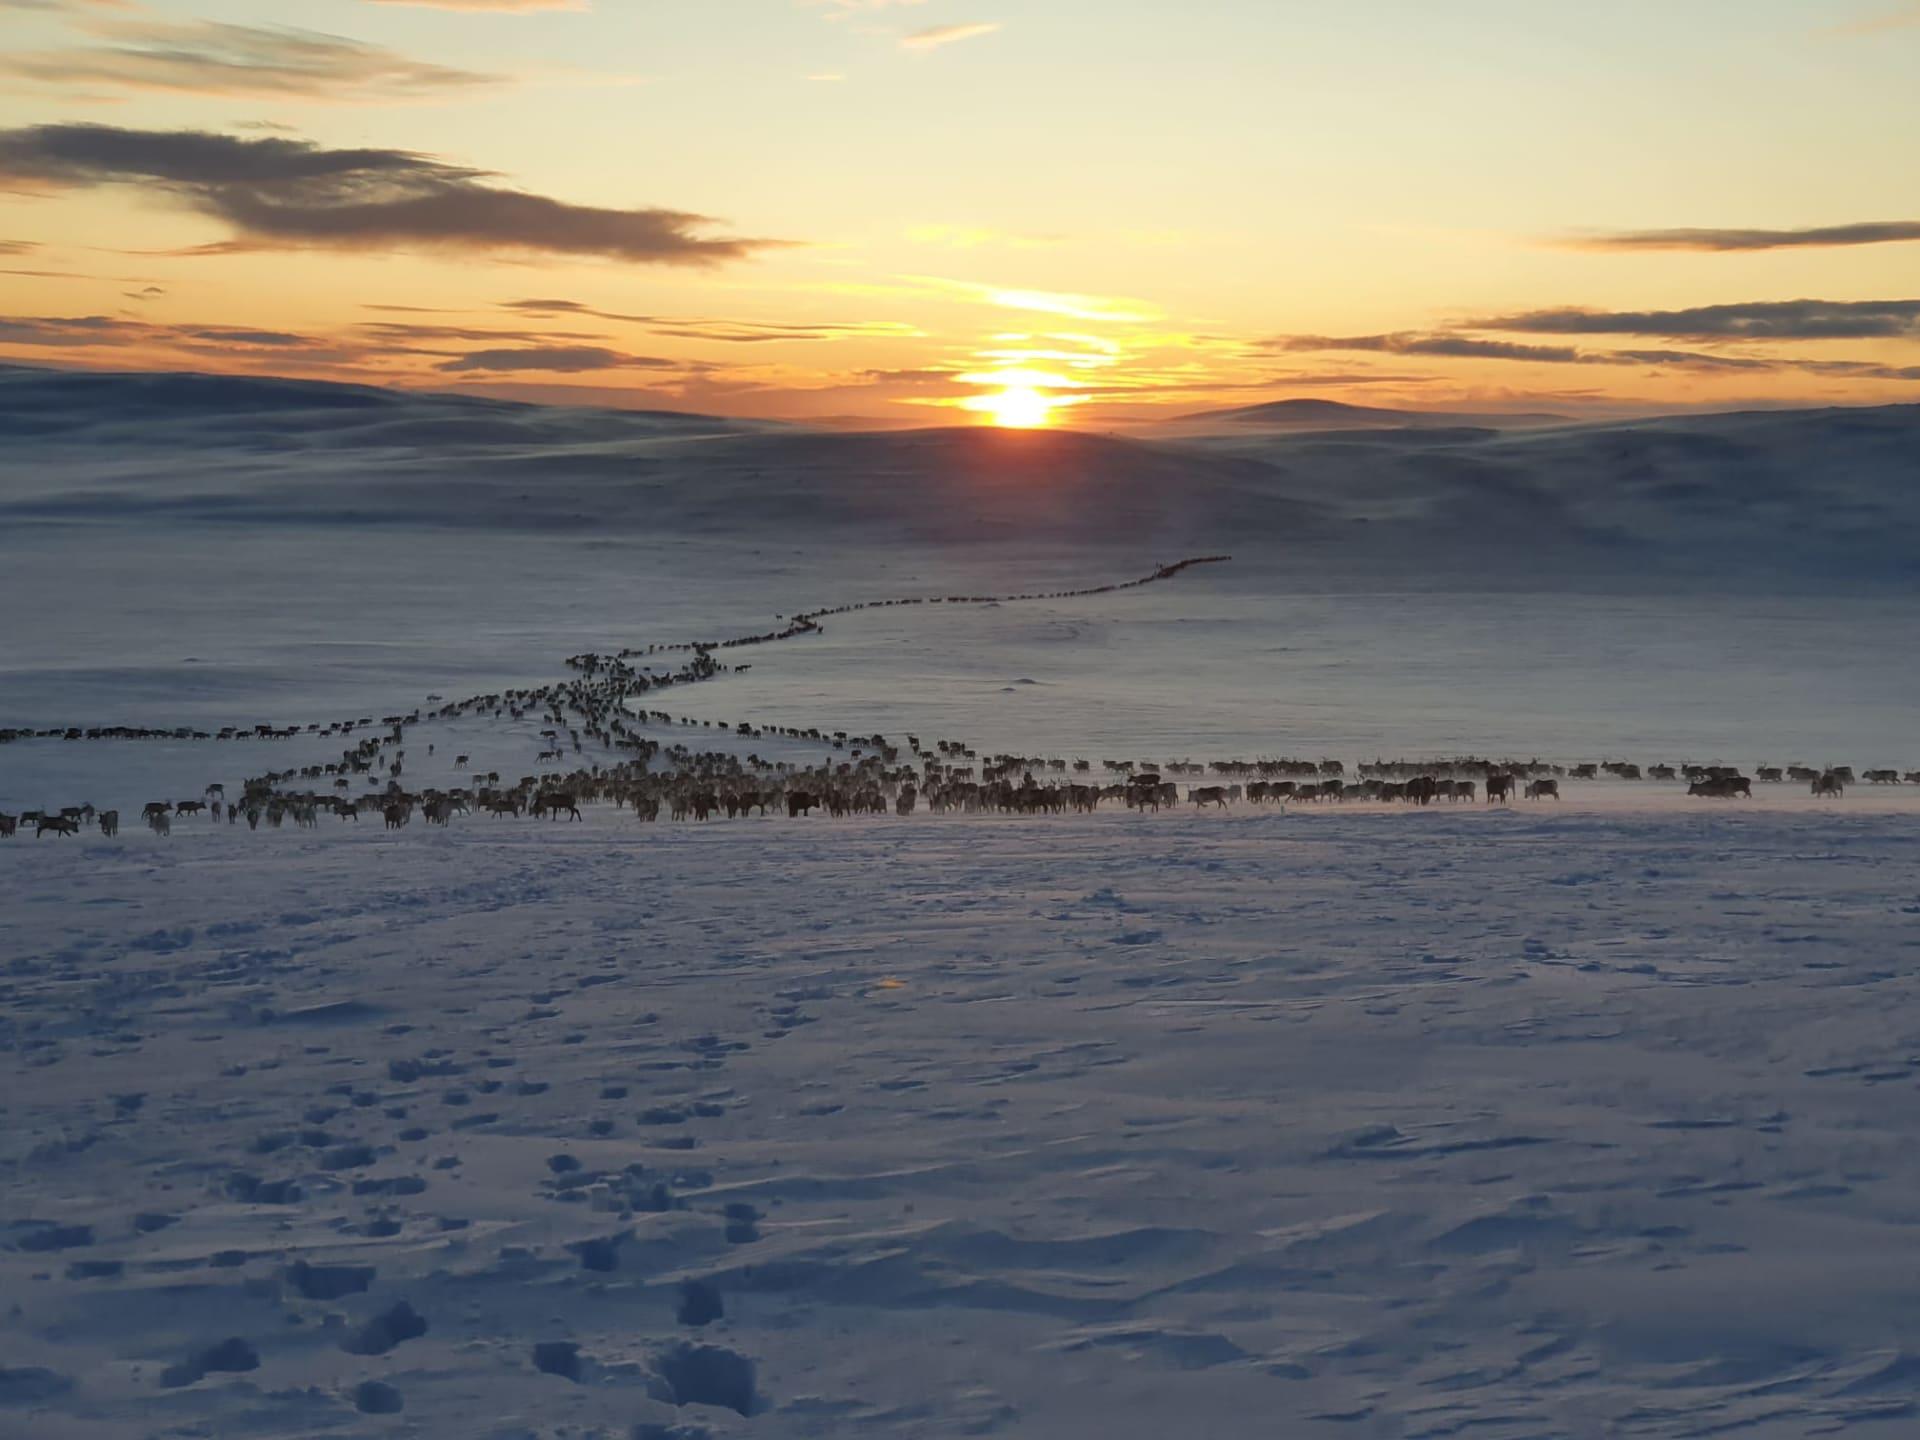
[0,123,781,267]
[1559,222,1920,253]
[1468,300,1920,341]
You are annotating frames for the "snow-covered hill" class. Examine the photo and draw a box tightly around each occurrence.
[3,366,1916,584]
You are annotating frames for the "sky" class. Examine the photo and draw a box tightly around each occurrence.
[2,0,1919,426]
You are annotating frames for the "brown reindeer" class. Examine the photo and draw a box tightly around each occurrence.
[38,816,80,837]
[98,809,119,837]
[1689,776,1751,799]
[1526,779,1560,801]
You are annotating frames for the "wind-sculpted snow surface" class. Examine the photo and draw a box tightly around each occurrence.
[5,809,1920,1437]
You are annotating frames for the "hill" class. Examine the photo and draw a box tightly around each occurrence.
[2,364,1916,586]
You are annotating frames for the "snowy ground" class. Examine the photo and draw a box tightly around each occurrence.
[7,373,1920,1437]
[6,806,1920,1439]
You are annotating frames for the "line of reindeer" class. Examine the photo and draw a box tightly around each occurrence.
[10,742,1906,842]
[3,556,1910,838]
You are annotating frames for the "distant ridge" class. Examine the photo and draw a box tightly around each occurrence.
[2,363,1918,587]
[1172,398,1571,430]
[0,362,777,438]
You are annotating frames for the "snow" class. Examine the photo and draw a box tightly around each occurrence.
[7,808,1920,1437]
[5,367,1920,1437]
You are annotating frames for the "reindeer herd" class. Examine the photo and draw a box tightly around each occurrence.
[4,738,1910,844]
[2,554,1913,844]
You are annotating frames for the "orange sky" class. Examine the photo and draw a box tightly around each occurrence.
[3,0,1919,426]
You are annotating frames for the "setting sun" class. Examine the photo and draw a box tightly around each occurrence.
[978,386,1056,429]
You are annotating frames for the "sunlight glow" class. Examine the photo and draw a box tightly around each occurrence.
[969,385,1057,428]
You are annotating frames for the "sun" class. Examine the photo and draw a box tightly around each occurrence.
[981,385,1056,429]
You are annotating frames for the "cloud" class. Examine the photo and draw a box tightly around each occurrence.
[0,240,40,255]
[3,20,500,101]
[0,313,344,358]
[902,22,1000,50]
[894,276,1159,323]
[1469,299,1920,341]
[1276,334,1589,364]
[1271,331,1920,381]
[1558,221,1920,253]
[437,345,677,373]
[357,320,605,343]
[502,297,919,342]
[0,124,783,266]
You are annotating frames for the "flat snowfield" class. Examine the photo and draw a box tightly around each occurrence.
[5,807,1920,1438]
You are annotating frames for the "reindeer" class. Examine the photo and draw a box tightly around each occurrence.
[98,809,119,837]
[1689,776,1751,799]
[1526,779,1560,801]
[1485,774,1515,804]
[0,813,16,838]
[38,815,80,837]
[146,810,171,837]
[1812,771,1845,798]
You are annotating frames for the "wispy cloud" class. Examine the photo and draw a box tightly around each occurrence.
[503,297,918,343]
[901,276,1159,323]
[438,345,676,373]
[1270,331,1920,381]
[1277,334,1591,364]
[902,21,1000,51]
[1555,221,1920,253]
[356,320,606,343]
[0,124,785,267]
[1469,299,1920,340]
[0,313,348,358]
[2,20,501,101]
[0,240,40,255]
